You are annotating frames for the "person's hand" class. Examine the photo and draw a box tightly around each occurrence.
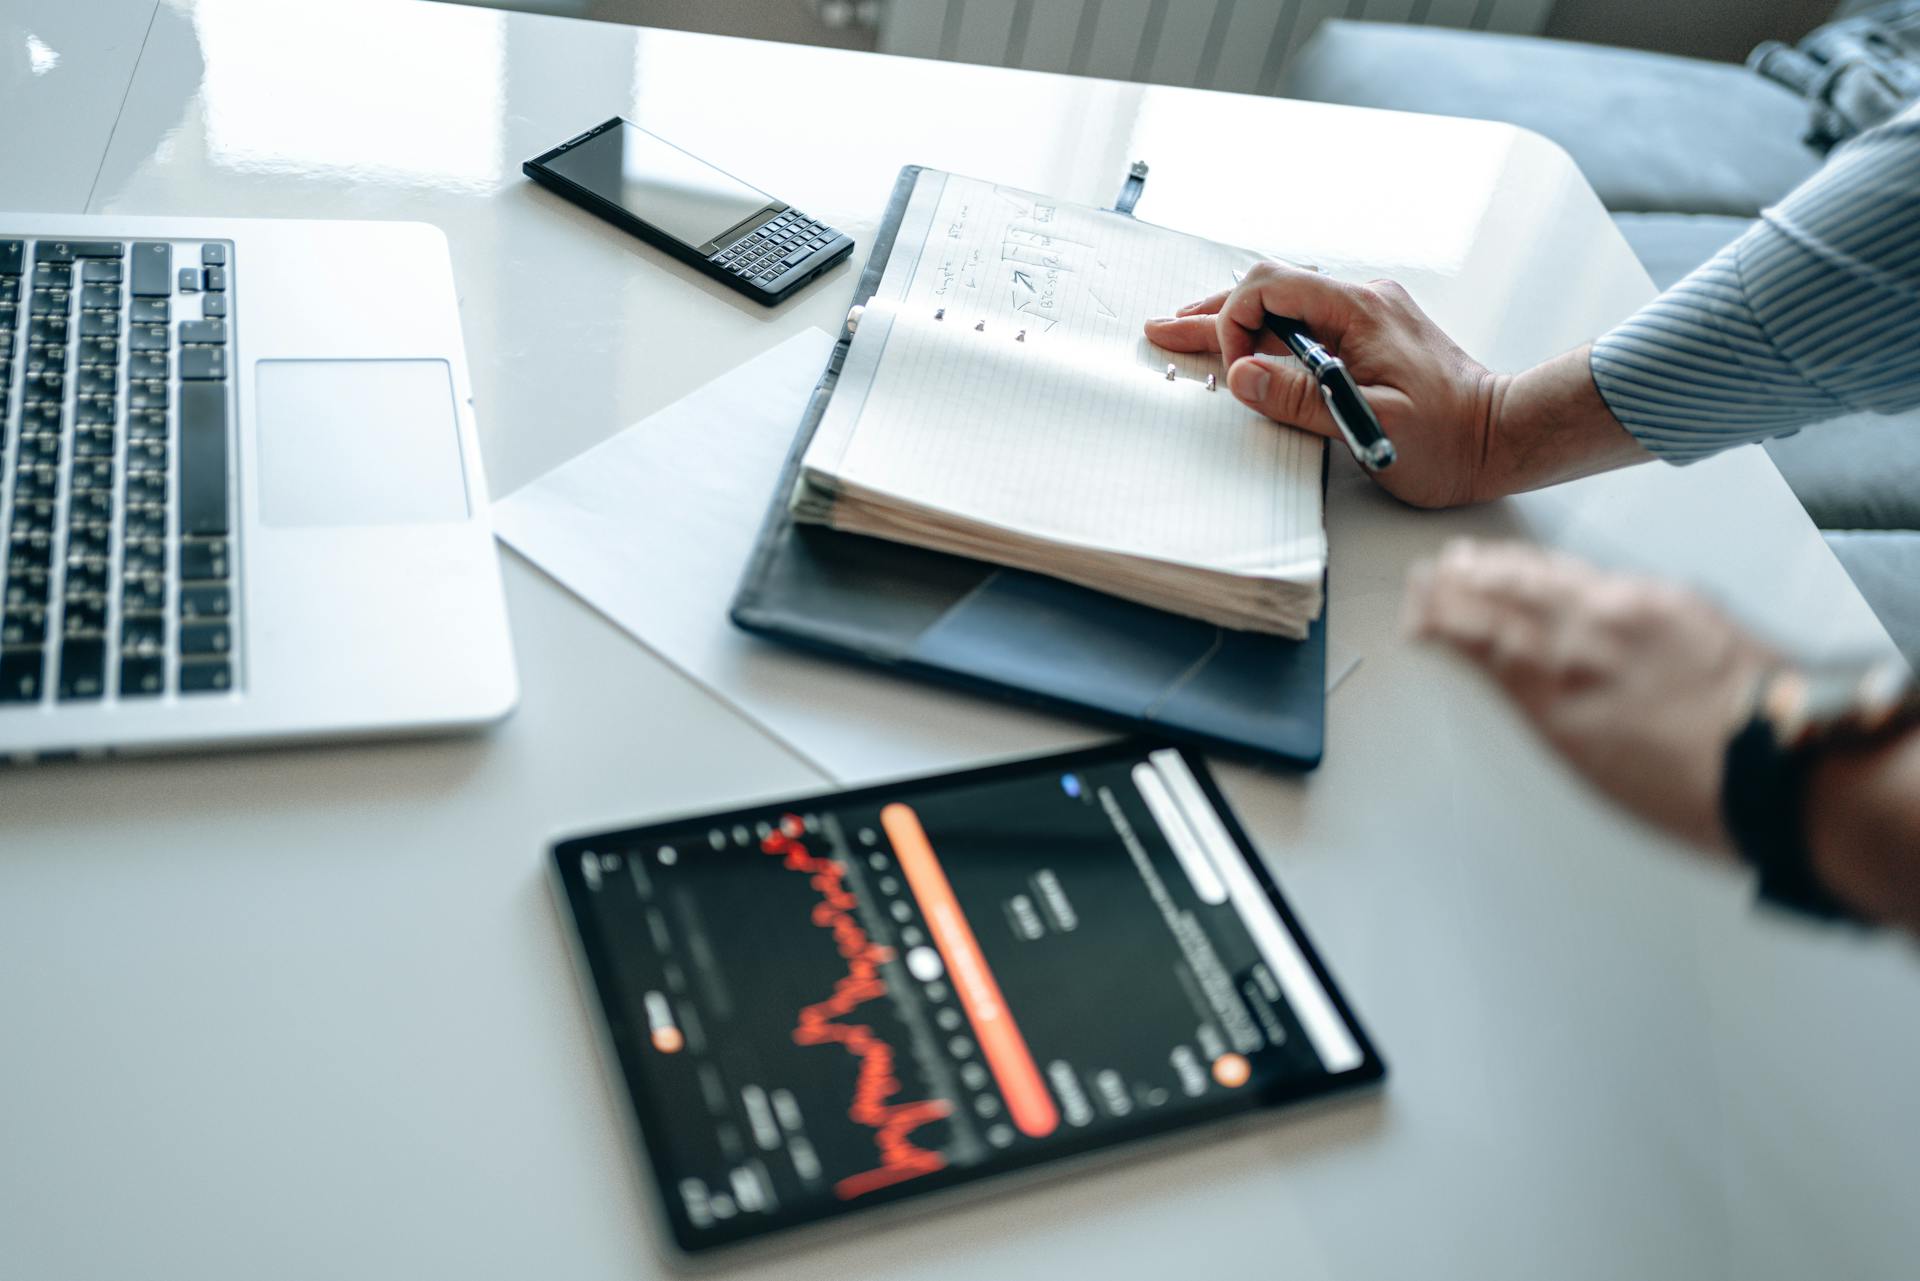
[1144,262,1647,507]
[1405,540,1776,852]
[1146,261,1504,508]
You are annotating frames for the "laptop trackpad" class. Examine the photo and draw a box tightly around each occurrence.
[256,359,469,527]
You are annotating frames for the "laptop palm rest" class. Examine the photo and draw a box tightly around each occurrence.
[255,359,469,527]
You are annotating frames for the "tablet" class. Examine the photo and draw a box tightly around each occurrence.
[551,741,1383,1254]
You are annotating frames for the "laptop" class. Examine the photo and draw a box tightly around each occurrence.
[0,215,516,762]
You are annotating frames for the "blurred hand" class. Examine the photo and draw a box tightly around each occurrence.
[1145,261,1647,507]
[1405,540,1775,852]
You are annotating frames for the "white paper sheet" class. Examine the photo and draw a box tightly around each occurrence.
[491,329,1355,784]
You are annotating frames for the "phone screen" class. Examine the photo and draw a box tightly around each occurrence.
[555,744,1380,1252]
[540,121,775,248]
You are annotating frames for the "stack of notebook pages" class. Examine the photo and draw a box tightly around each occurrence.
[789,173,1327,639]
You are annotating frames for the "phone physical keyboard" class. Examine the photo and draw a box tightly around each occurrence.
[710,210,841,286]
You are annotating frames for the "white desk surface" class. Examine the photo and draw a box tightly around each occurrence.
[4,3,1917,1279]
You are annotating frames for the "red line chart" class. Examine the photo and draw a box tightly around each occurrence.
[762,815,952,1201]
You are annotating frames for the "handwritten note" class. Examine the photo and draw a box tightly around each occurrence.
[801,171,1326,634]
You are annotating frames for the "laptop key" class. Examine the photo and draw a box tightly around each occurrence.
[71,458,114,491]
[179,318,226,345]
[180,540,229,581]
[130,242,171,296]
[6,572,51,610]
[82,260,122,284]
[1,607,47,648]
[124,541,166,578]
[120,655,164,697]
[122,578,164,615]
[122,616,163,653]
[130,297,168,324]
[128,472,168,505]
[74,429,116,460]
[179,622,230,656]
[178,660,232,694]
[63,594,108,632]
[0,648,45,702]
[128,439,168,472]
[14,500,55,532]
[65,562,108,598]
[179,347,227,380]
[181,381,230,536]
[179,585,230,620]
[75,400,117,429]
[13,466,55,501]
[201,294,227,319]
[0,239,22,273]
[66,524,110,561]
[28,316,69,345]
[69,491,112,525]
[57,639,105,700]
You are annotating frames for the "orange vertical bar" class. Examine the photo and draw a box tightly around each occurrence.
[880,802,1060,1139]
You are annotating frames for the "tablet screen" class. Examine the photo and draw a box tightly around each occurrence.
[554,743,1381,1252]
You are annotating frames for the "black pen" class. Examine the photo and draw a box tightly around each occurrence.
[1264,315,1396,472]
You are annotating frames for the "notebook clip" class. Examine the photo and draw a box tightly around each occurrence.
[1110,161,1149,218]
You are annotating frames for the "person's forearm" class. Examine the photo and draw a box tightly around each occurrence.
[1807,726,1920,932]
[1472,345,1653,502]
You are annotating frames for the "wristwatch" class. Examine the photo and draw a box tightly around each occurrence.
[1722,658,1920,922]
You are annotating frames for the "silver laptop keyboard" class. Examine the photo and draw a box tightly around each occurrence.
[0,236,236,707]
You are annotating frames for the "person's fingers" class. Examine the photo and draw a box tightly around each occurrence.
[1429,540,1598,626]
[1410,541,1632,690]
[1143,313,1222,353]
[1411,543,1548,652]
[1175,289,1231,318]
[1225,354,1340,438]
[1216,263,1364,367]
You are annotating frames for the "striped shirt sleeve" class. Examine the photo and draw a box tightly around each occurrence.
[1589,101,1920,462]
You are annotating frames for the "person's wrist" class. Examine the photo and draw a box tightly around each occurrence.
[1805,746,1869,912]
[1469,345,1647,503]
[1464,366,1516,504]
[1802,731,1920,926]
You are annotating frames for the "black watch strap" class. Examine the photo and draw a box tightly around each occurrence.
[1721,716,1860,922]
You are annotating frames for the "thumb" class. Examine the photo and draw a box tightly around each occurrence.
[1226,354,1340,439]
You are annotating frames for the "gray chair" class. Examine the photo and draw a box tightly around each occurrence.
[1280,20,1920,667]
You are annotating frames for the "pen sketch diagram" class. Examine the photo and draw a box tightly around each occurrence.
[916,184,1121,335]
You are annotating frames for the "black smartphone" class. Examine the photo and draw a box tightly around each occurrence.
[524,117,855,306]
[549,739,1384,1255]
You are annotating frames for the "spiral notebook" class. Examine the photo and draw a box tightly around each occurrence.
[732,166,1330,768]
[791,176,1327,638]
